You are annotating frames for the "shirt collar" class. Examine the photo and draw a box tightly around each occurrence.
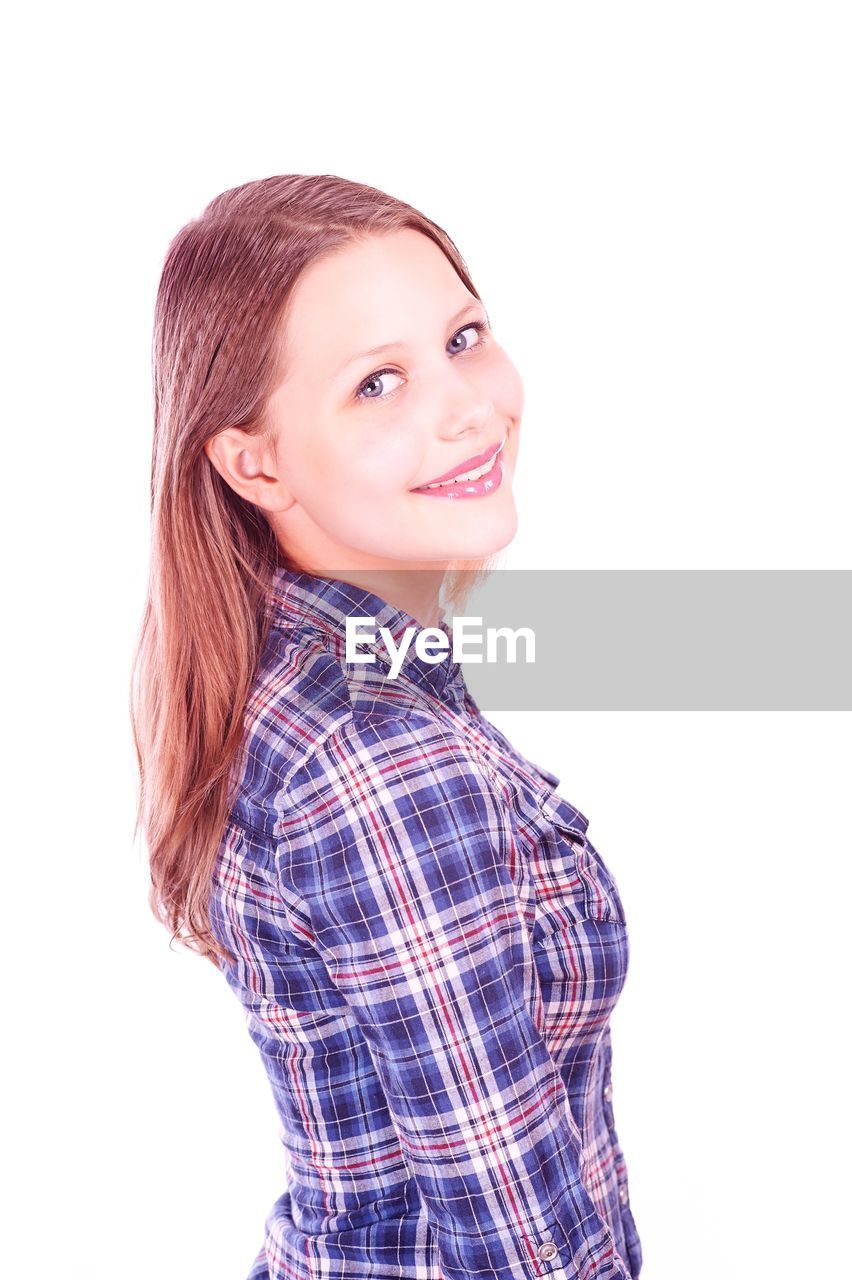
[264,567,469,705]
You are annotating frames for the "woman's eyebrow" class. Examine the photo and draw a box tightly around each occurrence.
[332,301,486,380]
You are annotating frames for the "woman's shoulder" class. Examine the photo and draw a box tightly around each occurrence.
[273,709,515,917]
[278,707,498,842]
[229,625,470,838]
[226,629,351,835]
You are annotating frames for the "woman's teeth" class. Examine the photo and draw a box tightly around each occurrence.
[422,441,503,488]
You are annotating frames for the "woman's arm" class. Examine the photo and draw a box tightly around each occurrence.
[274,714,630,1280]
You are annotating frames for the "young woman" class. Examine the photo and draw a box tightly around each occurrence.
[131,174,643,1280]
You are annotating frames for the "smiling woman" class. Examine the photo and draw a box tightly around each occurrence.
[130,173,642,1280]
[210,224,522,574]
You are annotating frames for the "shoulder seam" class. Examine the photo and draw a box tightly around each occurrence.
[274,708,440,795]
[274,707,355,793]
[276,710,509,815]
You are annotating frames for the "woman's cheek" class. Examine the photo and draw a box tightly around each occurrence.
[320,452,384,513]
[348,437,411,495]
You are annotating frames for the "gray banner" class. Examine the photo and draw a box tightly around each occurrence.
[444,569,851,710]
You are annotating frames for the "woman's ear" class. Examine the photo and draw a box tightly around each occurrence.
[203,426,294,512]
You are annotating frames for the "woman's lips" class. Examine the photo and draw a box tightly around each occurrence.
[411,435,507,499]
[411,445,505,499]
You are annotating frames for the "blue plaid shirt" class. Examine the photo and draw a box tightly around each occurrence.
[211,568,643,1280]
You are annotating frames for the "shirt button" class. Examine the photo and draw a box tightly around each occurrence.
[538,1242,559,1261]
[618,1184,629,1205]
[603,1082,613,1102]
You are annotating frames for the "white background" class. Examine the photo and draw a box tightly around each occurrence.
[4,2,849,1277]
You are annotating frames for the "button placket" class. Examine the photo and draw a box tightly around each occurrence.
[532,1229,570,1276]
[535,1239,571,1278]
[599,1071,631,1212]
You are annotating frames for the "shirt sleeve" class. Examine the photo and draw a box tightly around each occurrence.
[275,714,630,1280]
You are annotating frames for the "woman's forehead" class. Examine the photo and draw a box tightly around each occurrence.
[281,232,478,378]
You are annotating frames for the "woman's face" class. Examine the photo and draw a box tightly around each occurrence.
[263,227,523,573]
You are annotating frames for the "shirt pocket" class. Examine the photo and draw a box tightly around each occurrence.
[531,789,627,935]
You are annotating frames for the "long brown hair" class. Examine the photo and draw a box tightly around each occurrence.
[130,174,501,969]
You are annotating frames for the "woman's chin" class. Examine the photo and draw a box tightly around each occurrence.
[430,509,518,562]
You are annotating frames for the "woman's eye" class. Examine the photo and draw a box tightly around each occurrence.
[355,369,405,401]
[354,319,489,403]
[448,322,487,354]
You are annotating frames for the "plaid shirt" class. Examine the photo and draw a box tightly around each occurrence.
[210,568,643,1280]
